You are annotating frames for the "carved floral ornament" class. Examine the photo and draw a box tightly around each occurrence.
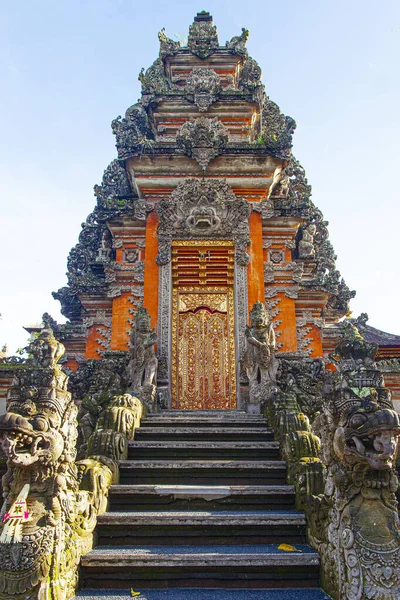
[156,178,251,266]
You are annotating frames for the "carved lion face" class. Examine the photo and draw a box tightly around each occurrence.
[0,401,64,467]
[333,404,400,470]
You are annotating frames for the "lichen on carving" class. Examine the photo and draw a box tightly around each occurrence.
[310,323,400,599]
[187,12,219,59]
[112,103,154,159]
[226,28,249,56]
[184,68,221,112]
[0,329,114,599]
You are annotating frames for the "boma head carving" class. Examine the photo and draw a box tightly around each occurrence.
[0,370,76,468]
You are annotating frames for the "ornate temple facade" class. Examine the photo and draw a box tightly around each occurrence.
[2,13,400,600]
[50,12,400,413]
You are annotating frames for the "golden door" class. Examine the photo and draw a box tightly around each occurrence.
[172,290,236,410]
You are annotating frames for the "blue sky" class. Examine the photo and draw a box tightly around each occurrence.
[1,0,399,352]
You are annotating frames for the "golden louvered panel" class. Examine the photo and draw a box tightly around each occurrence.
[172,241,234,287]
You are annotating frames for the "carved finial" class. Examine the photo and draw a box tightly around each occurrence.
[188,12,219,59]
[353,312,369,328]
[330,321,378,373]
[27,326,65,369]
[226,27,249,56]
[158,27,180,59]
[42,312,57,330]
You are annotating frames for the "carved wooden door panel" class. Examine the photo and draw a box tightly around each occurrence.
[172,290,236,410]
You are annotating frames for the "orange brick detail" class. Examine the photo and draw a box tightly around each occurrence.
[275,293,298,353]
[85,325,102,360]
[307,324,323,358]
[110,293,131,350]
[144,211,159,329]
[248,211,264,314]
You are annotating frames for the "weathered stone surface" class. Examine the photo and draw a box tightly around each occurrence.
[0,329,145,600]
[243,302,277,412]
[126,307,157,411]
[187,12,219,59]
[176,116,229,170]
[310,324,400,600]
[0,329,113,599]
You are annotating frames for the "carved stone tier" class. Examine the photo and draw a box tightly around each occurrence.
[153,99,260,144]
[164,49,247,89]
[126,154,282,201]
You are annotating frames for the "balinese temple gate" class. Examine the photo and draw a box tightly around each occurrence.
[1,12,400,600]
[54,12,365,412]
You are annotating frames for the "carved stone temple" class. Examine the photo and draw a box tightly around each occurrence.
[2,12,400,600]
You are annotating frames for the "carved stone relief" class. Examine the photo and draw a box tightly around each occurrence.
[176,117,229,170]
[123,248,140,263]
[225,28,249,56]
[187,13,219,59]
[264,261,304,284]
[235,263,249,365]
[184,68,221,111]
[157,261,172,386]
[265,285,299,299]
[268,249,285,264]
[156,178,251,265]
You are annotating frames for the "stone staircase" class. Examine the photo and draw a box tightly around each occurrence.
[75,411,331,599]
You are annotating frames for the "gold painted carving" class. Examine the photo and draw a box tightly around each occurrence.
[172,287,236,410]
[172,240,234,247]
[179,293,227,312]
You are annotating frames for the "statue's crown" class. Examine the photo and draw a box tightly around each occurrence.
[250,301,269,324]
[134,307,151,329]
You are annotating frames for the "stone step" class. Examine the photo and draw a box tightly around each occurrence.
[108,484,296,512]
[96,510,306,546]
[140,415,268,429]
[80,544,320,589]
[144,410,260,418]
[135,426,274,441]
[119,460,287,486]
[128,441,280,460]
[74,589,332,600]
